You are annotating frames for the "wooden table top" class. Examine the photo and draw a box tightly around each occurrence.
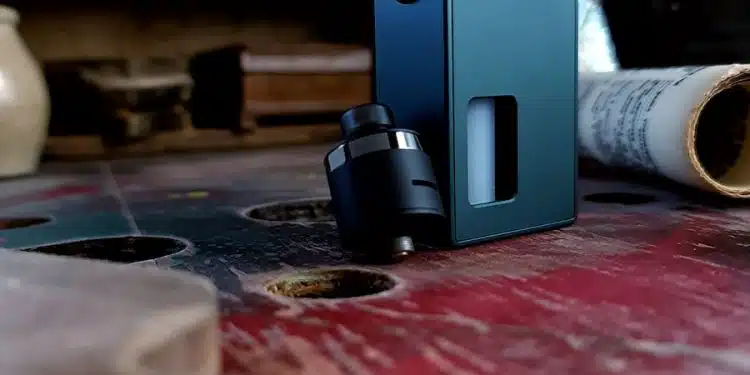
[2,145,749,375]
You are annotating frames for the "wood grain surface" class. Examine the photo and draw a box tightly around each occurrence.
[1,145,749,374]
[44,125,340,160]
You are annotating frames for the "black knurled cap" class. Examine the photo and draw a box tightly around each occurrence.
[340,103,395,138]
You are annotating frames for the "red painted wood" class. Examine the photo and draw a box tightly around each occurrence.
[3,146,750,374]
[214,150,750,375]
[222,211,750,374]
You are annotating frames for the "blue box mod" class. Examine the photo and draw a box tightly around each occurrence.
[373,0,578,246]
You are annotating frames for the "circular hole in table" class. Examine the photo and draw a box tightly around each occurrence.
[245,198,333,223]
[266,268,397,299]
[584,192,657,205]
[0,217,51,230]
[21,235,187,263]
[675,205,701,211]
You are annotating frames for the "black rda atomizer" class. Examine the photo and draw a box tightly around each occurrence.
[324,103,446,263]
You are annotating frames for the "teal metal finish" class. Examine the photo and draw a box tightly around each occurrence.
[374,0,577,246]
[449,1,578,244]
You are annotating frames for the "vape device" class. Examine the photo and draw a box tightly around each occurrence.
[324,103,445,263]
[373,0,578,246]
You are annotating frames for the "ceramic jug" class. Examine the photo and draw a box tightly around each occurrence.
[0,6,49,178]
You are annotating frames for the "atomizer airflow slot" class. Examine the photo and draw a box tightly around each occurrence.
[412,179,438,189]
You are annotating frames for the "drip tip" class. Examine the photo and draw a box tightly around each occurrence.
[340,103,395,138]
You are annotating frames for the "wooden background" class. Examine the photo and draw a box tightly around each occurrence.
[6,1,373,62]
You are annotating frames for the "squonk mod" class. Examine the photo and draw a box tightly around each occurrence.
[372,0,578,246]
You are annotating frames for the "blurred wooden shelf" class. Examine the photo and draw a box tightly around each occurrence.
[245,100,366,116]
[44,123,340,161]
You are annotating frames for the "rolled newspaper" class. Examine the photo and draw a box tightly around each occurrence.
[578,65,750,198]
